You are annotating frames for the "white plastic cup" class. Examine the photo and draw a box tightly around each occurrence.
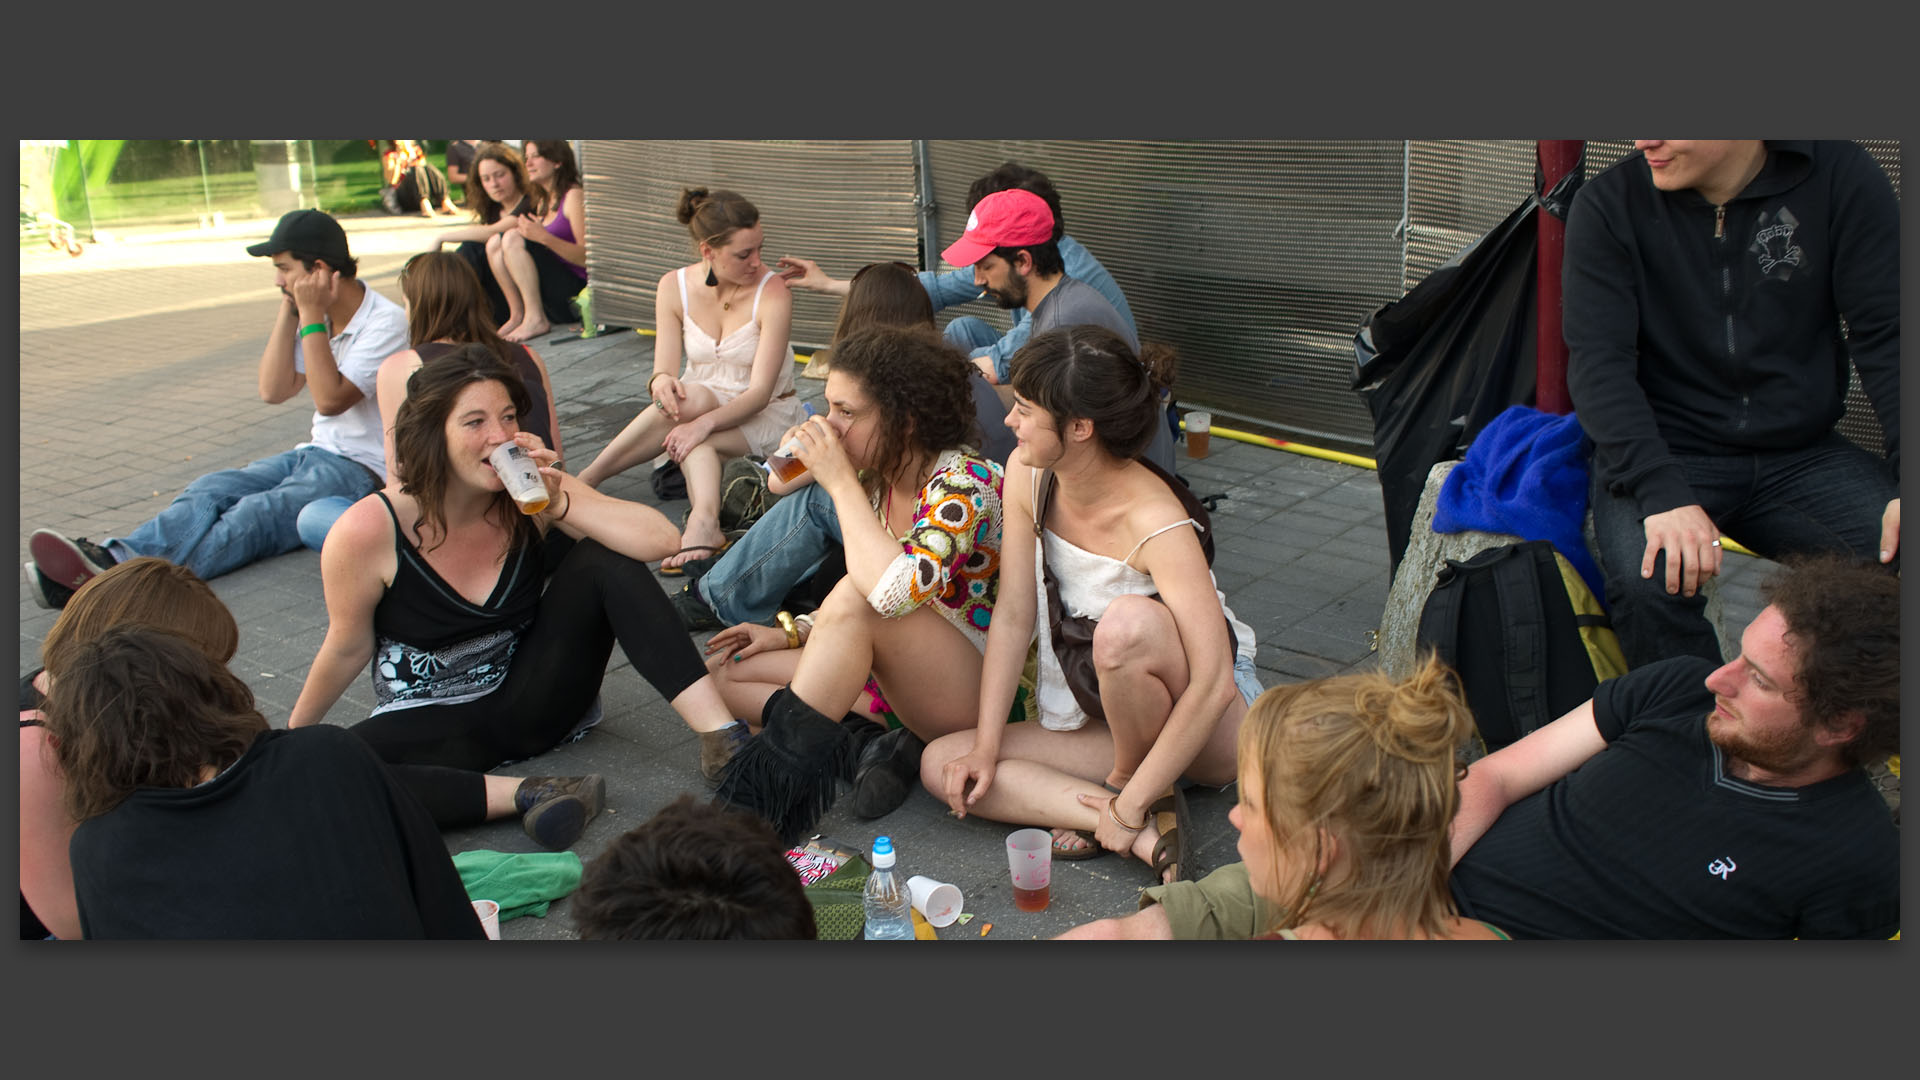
[1185,411,1213,459]
[472,899,501,940]
[488,443,550,515]
[1006,828,1052,911]
[906,875,964,928]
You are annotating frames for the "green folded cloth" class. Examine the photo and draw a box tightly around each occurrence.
[453,849,584,921]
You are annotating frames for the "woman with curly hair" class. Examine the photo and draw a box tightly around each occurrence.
[705,326,1005,840]
[1059,657,1507,940]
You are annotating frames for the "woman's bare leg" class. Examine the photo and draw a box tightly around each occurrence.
[661,427,752,569]
[668,673,746,734]
[708,646,803,729]
[499,231,549,342]
[486,233,523,338]
[576,382,723,489]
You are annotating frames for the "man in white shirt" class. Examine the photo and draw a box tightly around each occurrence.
[27,210,408,608]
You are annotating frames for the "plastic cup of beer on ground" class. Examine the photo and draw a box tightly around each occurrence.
[1006,828,1052,912]
[1185,411,1212,459]
[488,442,550,515]
[906,875,964,928]
[472,899,501,940]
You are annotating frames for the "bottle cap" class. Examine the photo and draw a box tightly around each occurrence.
[871,835,895,869]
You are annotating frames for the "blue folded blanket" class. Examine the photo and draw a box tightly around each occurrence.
[1434,405,1604,601]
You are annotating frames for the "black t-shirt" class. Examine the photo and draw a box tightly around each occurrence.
[70,726,485,939]
[1450,657,1899,939]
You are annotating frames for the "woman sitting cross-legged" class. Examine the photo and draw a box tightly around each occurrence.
[575,187,807,571]
[923,326,1262,885]
[1058,658,1507,941]
[288,348,756,843]
[43,625,487,939]
[705,327,1005,842]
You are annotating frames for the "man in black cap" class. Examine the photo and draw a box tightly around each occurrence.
[26,210,408,607]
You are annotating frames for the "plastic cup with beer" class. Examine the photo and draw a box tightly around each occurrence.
[760,401,819,484]
[488,442,550,515]
[1005,828,1052,912]
[1185,410,1212,459]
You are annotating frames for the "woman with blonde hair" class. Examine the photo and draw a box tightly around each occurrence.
[1230,657,1504,939]
[577,187,806,571]
[1058,657,1508,940]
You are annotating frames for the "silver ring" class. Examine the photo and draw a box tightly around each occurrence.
[1711,539,1723,547]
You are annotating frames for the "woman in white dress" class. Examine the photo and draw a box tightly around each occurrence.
[922,326,1263,886]
[576,187,806,570]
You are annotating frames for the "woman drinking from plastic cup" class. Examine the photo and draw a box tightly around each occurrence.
[703,326,1005,840]
[289,349,756,819]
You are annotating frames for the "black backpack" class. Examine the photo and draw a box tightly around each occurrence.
[1416,540,1611,752]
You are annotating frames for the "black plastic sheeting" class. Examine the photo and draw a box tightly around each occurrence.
[1351,194,1543,577]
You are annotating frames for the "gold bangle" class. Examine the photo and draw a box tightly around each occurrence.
[775,610,800,650]
[1107,796,1146,833]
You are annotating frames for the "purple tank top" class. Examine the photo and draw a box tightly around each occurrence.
[545,186,588,280]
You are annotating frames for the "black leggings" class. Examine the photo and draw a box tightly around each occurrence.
[355,538,708,824]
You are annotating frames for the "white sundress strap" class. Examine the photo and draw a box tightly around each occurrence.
[1123,518,1203,569]
[750,270,776,318]
[676,266,690,312]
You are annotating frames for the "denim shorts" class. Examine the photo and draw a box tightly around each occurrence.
[1233,653,1263,706]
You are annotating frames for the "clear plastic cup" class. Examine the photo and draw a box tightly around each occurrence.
[488,443,550,515]
[472,899,501,940]
[1006,828,1052,912]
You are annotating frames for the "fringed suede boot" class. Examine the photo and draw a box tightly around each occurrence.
[711,686,853,847]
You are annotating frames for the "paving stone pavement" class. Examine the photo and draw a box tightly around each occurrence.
[17,214,1779,940]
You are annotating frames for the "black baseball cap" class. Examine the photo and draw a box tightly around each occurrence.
[246,209,351,265]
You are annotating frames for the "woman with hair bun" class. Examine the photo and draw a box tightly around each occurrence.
[924,325,1260,885]
[577,186,806,571]
[1059,656,1508,940]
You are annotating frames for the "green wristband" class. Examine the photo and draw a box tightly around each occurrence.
[298,322,328,339]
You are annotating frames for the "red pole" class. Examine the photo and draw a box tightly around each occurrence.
[1536,140,1584,415]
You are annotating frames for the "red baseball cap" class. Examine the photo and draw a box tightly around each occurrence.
[940,189,1055,267]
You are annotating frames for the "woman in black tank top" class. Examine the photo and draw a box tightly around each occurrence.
[294,250,563,555]
[288,349,752,851]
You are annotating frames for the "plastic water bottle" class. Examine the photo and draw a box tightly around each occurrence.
[863,836,914,940]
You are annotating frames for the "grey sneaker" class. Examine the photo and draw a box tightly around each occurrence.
[29,530,116,592]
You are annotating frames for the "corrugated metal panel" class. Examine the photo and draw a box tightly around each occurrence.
[579,140,918,348]
[579,139,1896,458]
[926,140,1406,450]
[1403,140,1537,289]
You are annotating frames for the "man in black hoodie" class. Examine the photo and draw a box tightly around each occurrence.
[1564,140,1899,669]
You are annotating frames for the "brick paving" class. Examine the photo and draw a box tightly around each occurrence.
[17,214,1779,939]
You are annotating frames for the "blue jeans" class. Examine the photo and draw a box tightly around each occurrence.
[695,481,843,625]
[1588,433,1895,668]
[296,495,356,553]
[944,316,1003,355]
[111,445,380,581]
